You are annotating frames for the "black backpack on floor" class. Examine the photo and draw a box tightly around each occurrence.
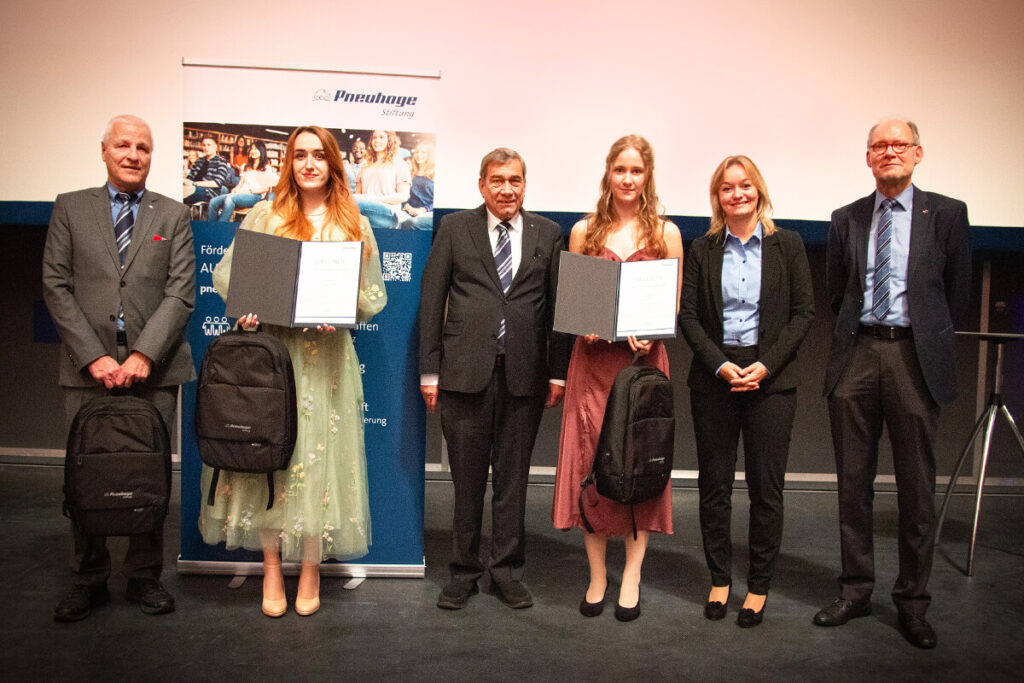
[579,361,675,539]
[63,395,171,536]
[195,327,297,510]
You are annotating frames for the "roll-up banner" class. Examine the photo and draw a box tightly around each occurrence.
[179,61,438,576]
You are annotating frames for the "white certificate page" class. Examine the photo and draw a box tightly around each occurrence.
[614,257,678,339]
[292,241,363,325]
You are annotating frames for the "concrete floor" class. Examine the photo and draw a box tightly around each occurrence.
[1,463,1022,682]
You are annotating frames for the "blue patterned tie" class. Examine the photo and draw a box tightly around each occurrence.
[494,221,513,352]
[114,192,135,267]
[871,198,897,322]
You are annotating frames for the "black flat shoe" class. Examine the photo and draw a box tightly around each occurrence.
[813,597,871,627]
[54,584,110,623]
[704,600,727,621]
[579,589,606,617]
[125,579,175,615]
[614,587,641,622]
[898,612,937,649]
[737,604,765,628]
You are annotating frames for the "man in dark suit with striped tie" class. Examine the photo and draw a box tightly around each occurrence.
[814,119,972,648]
[43,115,196,622]
[419,148,568,610]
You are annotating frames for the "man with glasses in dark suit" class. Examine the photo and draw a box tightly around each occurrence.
[815,119,972,649]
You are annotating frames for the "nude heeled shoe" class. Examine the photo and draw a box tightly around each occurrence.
[295,563,320,616]
[262,563,287,618]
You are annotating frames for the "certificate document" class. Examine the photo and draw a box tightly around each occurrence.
[226,229,363,327]
[615,258,678,338]
[293,241,363,325]
[554,251,678,341]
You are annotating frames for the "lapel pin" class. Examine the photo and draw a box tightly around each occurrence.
[922,209,929,214]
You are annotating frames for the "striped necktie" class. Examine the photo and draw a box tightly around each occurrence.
[494,221,513,353]
[114,192,136,267]
[871,197,898,322]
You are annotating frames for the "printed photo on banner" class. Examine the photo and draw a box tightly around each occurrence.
[182,123,436,231]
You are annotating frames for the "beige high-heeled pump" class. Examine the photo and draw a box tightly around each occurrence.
[294,563,320,616]
[262,561,287,618]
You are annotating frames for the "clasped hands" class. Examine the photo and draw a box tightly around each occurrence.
[718,361,768,392]
[88,352,152,389]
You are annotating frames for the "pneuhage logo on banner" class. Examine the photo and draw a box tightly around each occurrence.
[313,88,419,119]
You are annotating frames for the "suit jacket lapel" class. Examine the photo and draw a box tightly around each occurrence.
[468,206,503,291]
[510,210,539,291]
[760,232,781,317]
[123,190,156,271]
[907,187,930,287]
[708,239,725,329]
[852,193,874,292]
[90,186,121,270]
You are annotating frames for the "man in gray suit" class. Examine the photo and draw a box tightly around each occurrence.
[419,148,568,610]
[43,115,196,622]
[814,119,972,648]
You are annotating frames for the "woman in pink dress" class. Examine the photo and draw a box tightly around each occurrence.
[552,135,683,621]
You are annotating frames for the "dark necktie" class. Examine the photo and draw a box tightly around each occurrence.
[494,221,513,352]
[114,192,135,267]
[871,197,897,322]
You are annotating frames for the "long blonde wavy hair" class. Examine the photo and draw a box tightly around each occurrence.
[582,134,667,258]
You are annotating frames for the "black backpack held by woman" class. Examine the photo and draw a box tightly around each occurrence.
[579,359,675,539]
[195,326,297,510]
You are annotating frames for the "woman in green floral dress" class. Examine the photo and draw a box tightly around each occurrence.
[200,126,387,618]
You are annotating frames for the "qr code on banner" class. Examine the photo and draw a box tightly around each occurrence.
[382,252,412,282]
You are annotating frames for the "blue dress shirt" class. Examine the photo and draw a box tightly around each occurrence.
[722,222,763,347]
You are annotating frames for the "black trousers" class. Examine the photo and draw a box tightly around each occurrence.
[440,364,545,584]
[827,335,940,617]
[691,346,796,595]
[61,345,177,587]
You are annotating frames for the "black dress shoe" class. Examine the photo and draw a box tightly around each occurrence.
[53,584,110,622]
[492,579,533,609]
[579,591,606,617]
[898,612,937,649]
[704,600,727,621]
[437,579,479,609]
[126,579,175,615]
[737,604,765,628]
[813,597,871,626]
[614,587,641,622]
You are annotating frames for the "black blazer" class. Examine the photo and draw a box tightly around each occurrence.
[823,187,972,406]
[419,205,569,397]
[679,227,815,394]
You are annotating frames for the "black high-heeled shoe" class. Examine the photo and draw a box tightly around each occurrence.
[704,600,727,621]
[614,587,641,622]
[579,590,606,617]
[737,597,766,628]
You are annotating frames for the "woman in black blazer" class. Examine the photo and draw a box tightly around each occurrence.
[679,155,814,627]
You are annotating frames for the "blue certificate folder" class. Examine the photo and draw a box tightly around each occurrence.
[553,250,678,342]
[225,229,363,328]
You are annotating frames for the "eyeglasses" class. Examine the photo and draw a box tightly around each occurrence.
[870,141,916,155]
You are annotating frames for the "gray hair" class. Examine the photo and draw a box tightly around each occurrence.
[479,147,526,180]
[867,119,920,147]
[102,115,152,145]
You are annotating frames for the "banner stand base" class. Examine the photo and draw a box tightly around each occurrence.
[177,557,425,579]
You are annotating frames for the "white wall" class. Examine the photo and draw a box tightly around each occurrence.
[2,0,1022,226]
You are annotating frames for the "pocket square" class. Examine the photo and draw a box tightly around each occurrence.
[153,235,166,241]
